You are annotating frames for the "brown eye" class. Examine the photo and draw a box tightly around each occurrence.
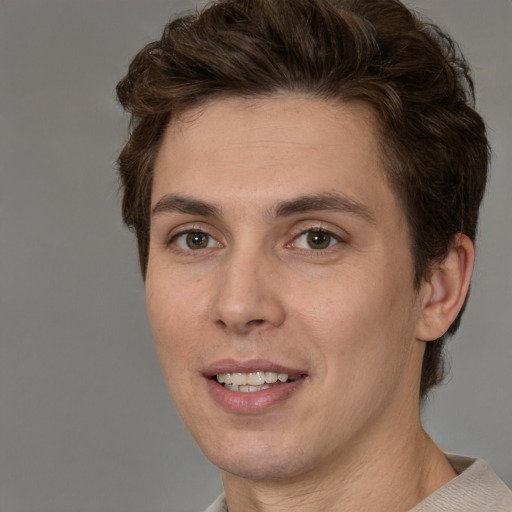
[172,230,222,251]
[292,229,340,251]
[185,231,210,249]
[306,230,332,249]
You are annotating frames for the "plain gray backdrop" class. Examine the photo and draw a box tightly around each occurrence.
[0,1,510,511]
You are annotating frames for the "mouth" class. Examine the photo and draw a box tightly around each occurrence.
[203,360,307,413]
[215,371,302,392]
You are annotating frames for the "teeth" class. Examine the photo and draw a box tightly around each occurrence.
[247,371,265,386]
[231,373,246,386]
[265,371,278,383]
[216,371,292,386]
[225,384,271,393]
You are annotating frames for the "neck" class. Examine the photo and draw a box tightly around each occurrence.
[221,419,456,512]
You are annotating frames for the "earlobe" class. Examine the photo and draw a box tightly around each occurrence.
[415,234,475,342]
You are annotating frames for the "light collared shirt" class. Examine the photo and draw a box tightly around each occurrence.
[203,455,512,512]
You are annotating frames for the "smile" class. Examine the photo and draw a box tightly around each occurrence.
[216,371,301,392]
[204,360,307,413]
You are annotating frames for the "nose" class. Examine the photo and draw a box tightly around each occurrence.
[210,246,286,335]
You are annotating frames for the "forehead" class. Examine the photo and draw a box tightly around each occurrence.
[159,95,383,161]
[152,95,398,223]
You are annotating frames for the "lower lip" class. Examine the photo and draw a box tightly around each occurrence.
[205,377,305,414]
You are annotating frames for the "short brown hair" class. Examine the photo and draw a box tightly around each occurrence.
[116,0,489,397]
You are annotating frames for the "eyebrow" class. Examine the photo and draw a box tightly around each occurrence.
[272,193,377,224]
[151,195,221,218]
[151,192,376,224]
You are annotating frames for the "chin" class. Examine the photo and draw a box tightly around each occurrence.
[216,454,304,482]
[198,430,307,482]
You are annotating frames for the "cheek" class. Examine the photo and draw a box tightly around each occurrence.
[146,283,207,420]
[295,264,417,368]
[145,272,204,372]
[146,259,209,326]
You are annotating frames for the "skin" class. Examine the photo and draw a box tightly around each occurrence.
[145,95,472,511]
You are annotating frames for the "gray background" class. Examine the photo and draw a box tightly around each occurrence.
[0,1,510,511]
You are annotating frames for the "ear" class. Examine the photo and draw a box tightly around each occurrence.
[415,234,475,342]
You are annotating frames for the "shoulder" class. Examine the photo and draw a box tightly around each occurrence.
[410,454,512,512]
[202,494,227,512]
[200,456,512,512]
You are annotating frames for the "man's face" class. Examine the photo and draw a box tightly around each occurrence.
[146,96,428,482]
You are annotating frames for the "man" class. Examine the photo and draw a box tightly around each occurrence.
[116,0,512,510]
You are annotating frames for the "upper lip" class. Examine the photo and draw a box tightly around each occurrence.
[203,358,307,378]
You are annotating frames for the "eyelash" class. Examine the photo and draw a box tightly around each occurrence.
[289,228,342,252]
[169,230,222,251]
[167,226,344,255]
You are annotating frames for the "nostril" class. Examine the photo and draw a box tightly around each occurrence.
[214,317,266,333]
[215,319,228,329]
[248,319,265,326]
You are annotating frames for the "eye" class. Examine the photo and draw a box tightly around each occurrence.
[292,229,340,250]
[173,230,220,250]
